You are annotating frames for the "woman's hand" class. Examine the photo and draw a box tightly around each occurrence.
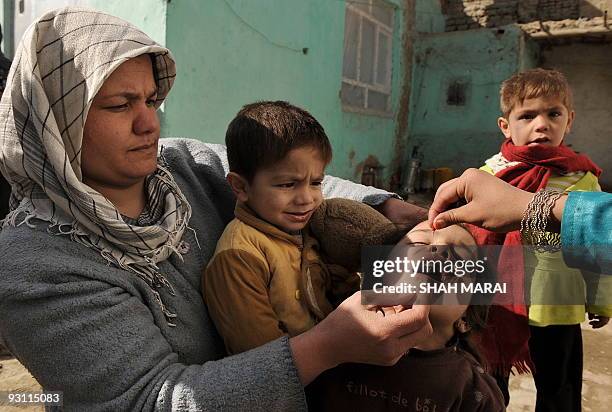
[428,169,534,232]
[289,292,431,385]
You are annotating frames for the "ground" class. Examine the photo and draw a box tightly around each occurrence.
[0,322,610,411]
[0,354,43,412]
[507,322,612,412]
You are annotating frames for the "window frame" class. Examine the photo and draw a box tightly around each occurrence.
[341,0,395,117]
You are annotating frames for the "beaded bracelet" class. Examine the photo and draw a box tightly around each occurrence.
[520,188,565,252]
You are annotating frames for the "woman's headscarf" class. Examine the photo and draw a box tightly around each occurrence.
[0,7,189,325]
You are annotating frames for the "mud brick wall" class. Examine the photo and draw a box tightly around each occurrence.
[441,0,606,31]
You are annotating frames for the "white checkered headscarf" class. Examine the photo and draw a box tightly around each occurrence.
[0,7,190,324]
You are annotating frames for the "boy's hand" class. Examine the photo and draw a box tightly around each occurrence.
[377,197,427,227]
[588,313,610,329]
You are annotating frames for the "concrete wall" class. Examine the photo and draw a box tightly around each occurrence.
[414,0,446,33]
[3,0,166,58]
[405,25,538,173]
[1,0,411,183]
[164,0,409,182]
[85,0,166,45]
[541,42,612,190]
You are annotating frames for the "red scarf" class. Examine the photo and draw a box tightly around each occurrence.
[470,140,601,376]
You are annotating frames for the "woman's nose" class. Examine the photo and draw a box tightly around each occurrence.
[133,103,160,135]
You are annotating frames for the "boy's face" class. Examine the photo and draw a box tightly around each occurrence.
[498,96,574,147]
[233,146,326,232]
[399,222,477,333]
[403,221,476,253]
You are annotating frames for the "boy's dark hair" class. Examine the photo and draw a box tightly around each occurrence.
[500,68,573,118]
[226,101,332,181]
[455,305,489,367]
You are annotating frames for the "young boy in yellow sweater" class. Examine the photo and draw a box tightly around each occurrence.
[201,101,337,355]
[202,100,504,411]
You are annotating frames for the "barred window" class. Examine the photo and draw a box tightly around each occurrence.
[341,0,395,115]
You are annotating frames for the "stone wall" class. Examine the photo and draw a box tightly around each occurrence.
[441,0,610,31]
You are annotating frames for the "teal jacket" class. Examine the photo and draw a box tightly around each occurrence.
[562,191,612,274]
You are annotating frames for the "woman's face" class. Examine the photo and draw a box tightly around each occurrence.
[81,55,160,191]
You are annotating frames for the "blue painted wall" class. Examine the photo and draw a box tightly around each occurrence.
[2,0,412,183]
[2,0,166,58]
[6,1,537,183]
[164,0,408,182]
[405,21,539,174]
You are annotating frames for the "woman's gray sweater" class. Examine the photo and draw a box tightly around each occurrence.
[0,138,393,411]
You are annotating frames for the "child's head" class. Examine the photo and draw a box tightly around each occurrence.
[498,68,575,147]
[396,221,488,351]
[226,101,332,232]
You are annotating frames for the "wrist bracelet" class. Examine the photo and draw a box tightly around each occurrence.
[520,188,565,252]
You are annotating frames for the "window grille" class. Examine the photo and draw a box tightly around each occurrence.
[341,0,395,115]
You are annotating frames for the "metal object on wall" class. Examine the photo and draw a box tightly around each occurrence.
[402,146,421,194]
[361,166,378,187]
[361,165,385,188]
[403,157,421,194]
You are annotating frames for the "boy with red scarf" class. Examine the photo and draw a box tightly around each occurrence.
[474,68,610,411]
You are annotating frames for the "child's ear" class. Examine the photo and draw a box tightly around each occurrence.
[227,172,249,203]
[497,117,511,139]
[454,316,471,333]
[565,110,575,135]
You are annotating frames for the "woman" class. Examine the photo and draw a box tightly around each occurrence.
[0,7,431,411]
